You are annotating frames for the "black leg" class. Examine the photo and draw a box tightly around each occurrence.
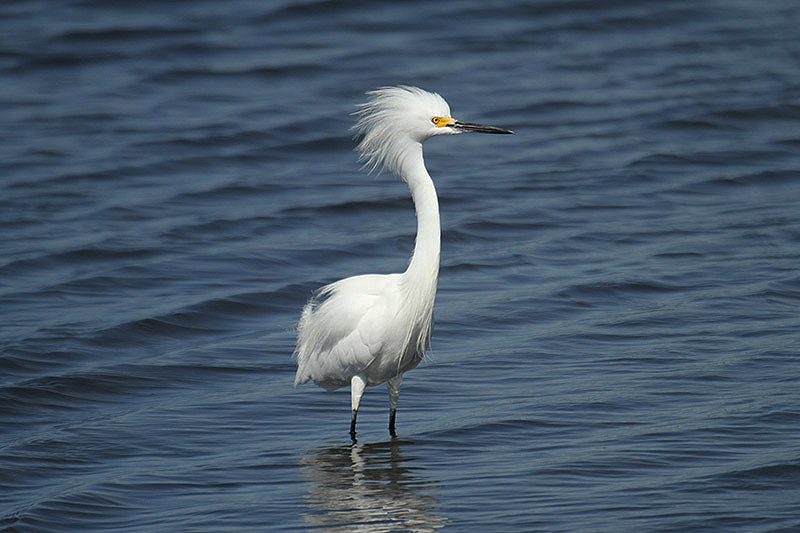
[389,408,397,438]
[350,409,358,442]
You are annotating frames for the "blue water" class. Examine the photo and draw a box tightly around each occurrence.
[2,1,800,531]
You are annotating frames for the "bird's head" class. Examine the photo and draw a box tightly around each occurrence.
[353,85,513,175]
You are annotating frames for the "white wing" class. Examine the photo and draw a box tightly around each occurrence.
[294,273,403,390]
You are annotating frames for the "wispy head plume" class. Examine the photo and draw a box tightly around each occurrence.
[352,86,451,176]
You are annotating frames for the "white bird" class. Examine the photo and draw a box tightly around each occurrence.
[294,86,513,440]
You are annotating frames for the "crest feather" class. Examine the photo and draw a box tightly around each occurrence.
[352,86,451,176]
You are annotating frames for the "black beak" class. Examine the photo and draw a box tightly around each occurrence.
[452,121,514,134]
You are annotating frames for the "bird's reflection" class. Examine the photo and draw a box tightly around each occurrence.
[300,439,444,531]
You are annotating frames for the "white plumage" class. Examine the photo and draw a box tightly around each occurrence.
[294,86,513,440]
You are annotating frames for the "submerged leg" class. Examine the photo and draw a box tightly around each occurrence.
[350,374,366,441]
[387,374,403,437]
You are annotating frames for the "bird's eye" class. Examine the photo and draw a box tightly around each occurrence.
[431,117,439,124]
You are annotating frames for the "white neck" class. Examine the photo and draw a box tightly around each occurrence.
[400,142,440,288]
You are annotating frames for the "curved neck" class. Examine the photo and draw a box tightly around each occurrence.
[400,143,440,286]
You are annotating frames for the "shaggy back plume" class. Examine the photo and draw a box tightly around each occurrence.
[352,86,451,176]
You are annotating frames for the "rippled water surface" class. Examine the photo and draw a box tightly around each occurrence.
[3,1,800,531]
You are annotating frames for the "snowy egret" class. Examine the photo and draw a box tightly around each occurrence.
[294,86,513,440]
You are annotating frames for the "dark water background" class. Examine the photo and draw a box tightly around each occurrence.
[2,1,800,531]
